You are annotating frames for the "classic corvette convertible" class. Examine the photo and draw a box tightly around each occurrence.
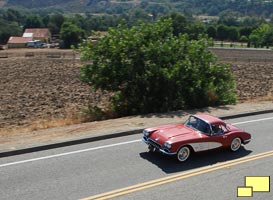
[142,113,251,162]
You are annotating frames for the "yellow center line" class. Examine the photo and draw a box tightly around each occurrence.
[80,150,273,200]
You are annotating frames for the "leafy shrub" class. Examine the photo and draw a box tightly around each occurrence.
[80,18,236,116]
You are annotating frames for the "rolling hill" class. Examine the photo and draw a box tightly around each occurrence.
[1,0,273,17]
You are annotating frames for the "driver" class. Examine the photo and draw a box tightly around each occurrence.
[212,124,223,134]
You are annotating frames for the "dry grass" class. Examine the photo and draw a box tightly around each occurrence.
[242,93,273,103]
[0,111,85,135]
[0,106,117,135]
[1,96,272,135]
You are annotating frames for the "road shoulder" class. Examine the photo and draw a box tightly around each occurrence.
[0,101,272,157]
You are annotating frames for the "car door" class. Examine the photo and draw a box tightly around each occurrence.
[207,124,231,150]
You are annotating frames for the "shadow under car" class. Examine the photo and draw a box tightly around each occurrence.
[139,147,252,174]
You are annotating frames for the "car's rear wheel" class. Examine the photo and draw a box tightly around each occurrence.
[230,137,241,152]
[177,146,191,162]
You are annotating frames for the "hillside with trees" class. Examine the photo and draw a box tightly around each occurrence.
[1,0,273,17]
[2,0,273,49]
[2,6,273,49]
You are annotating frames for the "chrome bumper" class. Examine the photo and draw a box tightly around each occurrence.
[243,138,251,144]
[142,137,177,155]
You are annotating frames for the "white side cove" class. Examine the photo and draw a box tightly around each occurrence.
[189,142,223,152]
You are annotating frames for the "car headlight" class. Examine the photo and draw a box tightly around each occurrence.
[164,141,172,149]
[143,130,150,137]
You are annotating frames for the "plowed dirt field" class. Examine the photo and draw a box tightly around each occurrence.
[0,48,272,132]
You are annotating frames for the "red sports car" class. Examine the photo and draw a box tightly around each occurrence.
[142,113,251,162]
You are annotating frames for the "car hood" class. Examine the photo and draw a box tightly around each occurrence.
[146,123,201,143]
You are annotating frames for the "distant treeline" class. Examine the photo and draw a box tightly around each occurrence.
[1,7,273,48]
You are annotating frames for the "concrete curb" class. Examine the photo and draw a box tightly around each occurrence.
[220,109,273,120]
[1,109,273,158]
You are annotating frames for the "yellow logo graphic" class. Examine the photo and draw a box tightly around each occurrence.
[237,176,270,197]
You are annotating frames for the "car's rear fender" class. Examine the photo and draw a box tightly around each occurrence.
[228,131,251,144]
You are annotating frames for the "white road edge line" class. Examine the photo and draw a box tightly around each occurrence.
[0,140,140,168]
[232,116,273,125]
[0,116,273,168]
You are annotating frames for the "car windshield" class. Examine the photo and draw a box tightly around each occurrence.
[185,116,211,135]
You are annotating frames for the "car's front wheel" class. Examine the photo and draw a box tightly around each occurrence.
[177,146,191,162]
[230,137,241,152]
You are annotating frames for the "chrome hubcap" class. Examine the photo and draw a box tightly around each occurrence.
[178,147,190,162]
[231,138,241,151]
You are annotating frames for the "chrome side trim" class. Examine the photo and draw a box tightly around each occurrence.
[188,142,223,152]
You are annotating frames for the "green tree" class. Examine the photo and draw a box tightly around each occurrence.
[264,29,273,47]
[217,24,229,41]
[227,26,239,41]
[206,25,217,39]
[249,34,260,47]
[239,26,254,38]
[163,13,205,40]
[60,22,85,48]
[249,23,273,47]
[218,10,240,26]
[80,19,236,116]
[241,16,266,27]
[239,35,248,42]
[23,15,45,29]
[166,13,188,36]
[0,19,22,44]
[48,13,65,34]
[3,8,25,25]
[188,23,205,40]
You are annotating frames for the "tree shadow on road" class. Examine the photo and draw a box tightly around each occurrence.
[139,147,252,174]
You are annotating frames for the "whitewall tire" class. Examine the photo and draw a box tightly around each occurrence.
[177,146,191,162]
[230,137,241,152]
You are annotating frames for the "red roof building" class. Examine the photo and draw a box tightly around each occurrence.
[6,28,52,48]
[23,28,51,43]
[7,37,33,48]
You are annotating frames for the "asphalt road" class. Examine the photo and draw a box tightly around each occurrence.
[0,113,273,200]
